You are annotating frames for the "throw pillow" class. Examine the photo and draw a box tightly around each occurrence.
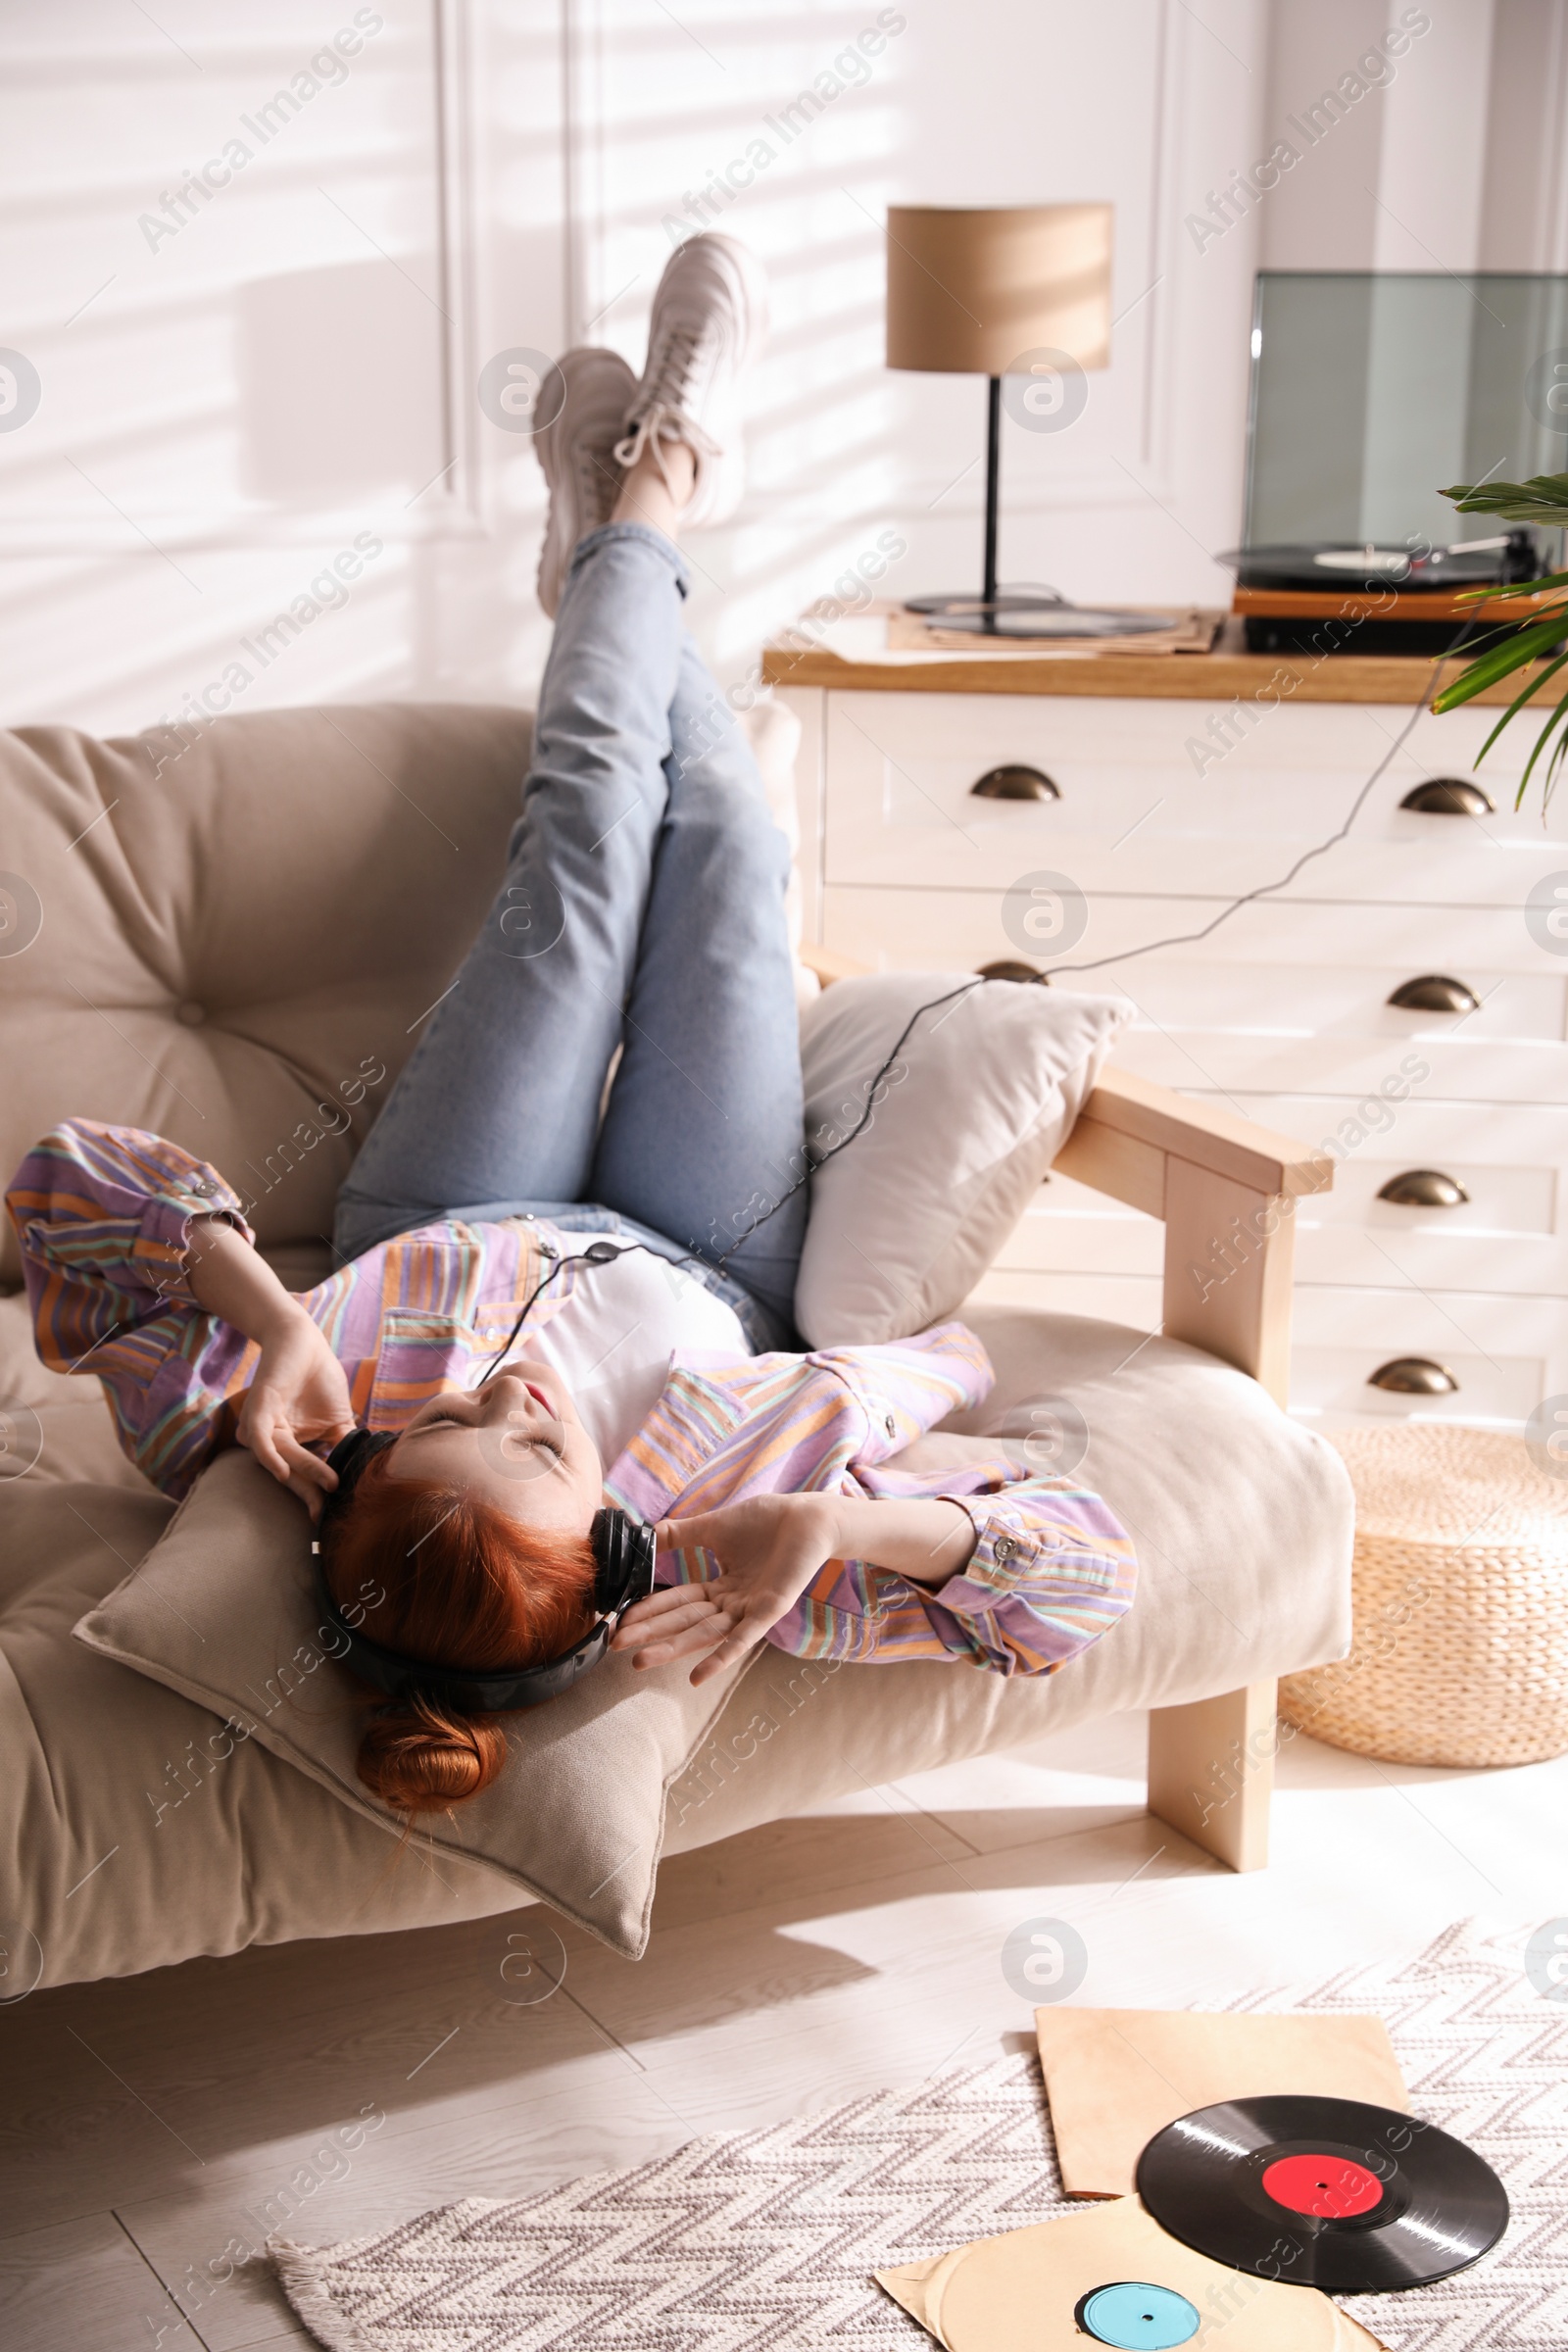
[794,973,1128,1347]
[74,1446,759,1958]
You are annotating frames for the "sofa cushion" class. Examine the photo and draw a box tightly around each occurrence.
[795,973,1128,1347]
[0,704,532,1286]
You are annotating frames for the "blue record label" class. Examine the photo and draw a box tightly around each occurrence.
[1076,2280,1201,2347]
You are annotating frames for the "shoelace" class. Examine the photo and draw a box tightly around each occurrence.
[574,437,621,529]
[613,402,720,496]
[613,319,721,491]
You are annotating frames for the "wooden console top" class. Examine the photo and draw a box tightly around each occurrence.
[760,614,1544,707]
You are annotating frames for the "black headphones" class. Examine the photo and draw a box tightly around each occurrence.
[309,1425,657,1716]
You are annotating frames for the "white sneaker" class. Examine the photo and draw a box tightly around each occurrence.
[614,234,767,528]
[534,346,637,617]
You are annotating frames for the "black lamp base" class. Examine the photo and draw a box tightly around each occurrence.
[907,376,1173,640]
[904,588,1063,617]
[904,591,1172,641]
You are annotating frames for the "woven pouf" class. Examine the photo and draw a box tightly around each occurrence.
[1280,1422,1568,1768]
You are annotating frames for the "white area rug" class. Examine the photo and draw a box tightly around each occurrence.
[271,1919,1568,2351]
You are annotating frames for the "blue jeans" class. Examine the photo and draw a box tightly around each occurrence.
[334,522,808,1350]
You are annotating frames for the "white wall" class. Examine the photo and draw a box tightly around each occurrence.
[0,0,1563,740]
[1258,0,1568,274]
[0,0,1273,734]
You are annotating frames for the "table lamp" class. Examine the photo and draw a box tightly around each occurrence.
[887,202,1162,637]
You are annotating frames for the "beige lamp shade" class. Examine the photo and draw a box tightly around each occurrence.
[886,203,1112,376]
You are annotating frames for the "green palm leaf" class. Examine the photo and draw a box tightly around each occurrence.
[1432,612,1568,706]
[1435,478,1568,808]
[1471,649,1568,767]
[1443,473,1568,528]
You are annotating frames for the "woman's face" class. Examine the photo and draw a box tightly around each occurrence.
[387,1361,601,1530]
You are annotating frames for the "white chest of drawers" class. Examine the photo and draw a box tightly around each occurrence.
[771,639,1568,1434]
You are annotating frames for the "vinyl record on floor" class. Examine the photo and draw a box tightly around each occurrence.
[1135,2094,1508,2295]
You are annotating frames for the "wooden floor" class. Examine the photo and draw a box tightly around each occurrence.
[4,1709,1566,2351]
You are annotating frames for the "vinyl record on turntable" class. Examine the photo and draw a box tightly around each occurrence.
[1216,539,1529,596]
[1136,2093,1508,2295]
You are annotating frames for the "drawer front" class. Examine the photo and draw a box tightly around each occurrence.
[1289,1343,1543,1431]
[1192,1091,1568,1171]
[966,1266,1564,1431]
[1109,1028,1566,1106]
[823,690,1568,904]
[1094,960,1566,1042]
[823,890,1568,1103]
[1160,1093,1568,1288]
[1298,1152,1558,1235]
[997,1173,1568,1298]
[1291,1286,1566,1430]
[821,885,1567,983]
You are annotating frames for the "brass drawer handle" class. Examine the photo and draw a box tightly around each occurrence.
[1368,1356,1459,1394]
[1377,1170,1470,1207]
[1387,974,1480,1012]
[970,763,1060,801]
[977,958,1049,984]
[1399,776,1495,815]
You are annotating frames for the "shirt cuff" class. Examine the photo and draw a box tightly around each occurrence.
[131,1175,257,1307]
[938,1494,1122,1609]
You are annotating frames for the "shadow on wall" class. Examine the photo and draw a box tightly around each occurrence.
[238,260,442,503]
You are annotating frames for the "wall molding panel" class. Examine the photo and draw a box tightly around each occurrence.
[0,0,483,556]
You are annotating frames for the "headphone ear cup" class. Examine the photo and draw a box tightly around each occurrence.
[626,1515,657,1604]
[591,1508,625,1614]
[591,1508,657,1615]
[327,1427,382,1482]
[318,1427,397,1540]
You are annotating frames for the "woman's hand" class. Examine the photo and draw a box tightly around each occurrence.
[235,1303,357,1520]
[184,1215,355,1518]
[609,1492,844,1685]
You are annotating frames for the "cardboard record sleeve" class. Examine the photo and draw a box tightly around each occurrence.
[876,2196,1389,2351]
[1034,2007,1409,2197]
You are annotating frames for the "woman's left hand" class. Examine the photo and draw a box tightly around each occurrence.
[236,1303,357,1520]
[184,1214,356,1519]
[609,1493,843,1685]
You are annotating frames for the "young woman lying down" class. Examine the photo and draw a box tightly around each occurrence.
[6,235,1135,1824]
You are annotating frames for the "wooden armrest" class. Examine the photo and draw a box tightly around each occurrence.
[1064,1064,1333,1201]
[798,941,871,989]
[1054,1063,1328,1404]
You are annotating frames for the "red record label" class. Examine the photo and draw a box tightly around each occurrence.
[1261,2152,1385,2219]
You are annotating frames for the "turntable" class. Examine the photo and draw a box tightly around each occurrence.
[1221,532,1553,658]
[1235,270,1568,657]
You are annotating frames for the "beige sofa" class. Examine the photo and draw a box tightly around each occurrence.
[0,702,1352,1990]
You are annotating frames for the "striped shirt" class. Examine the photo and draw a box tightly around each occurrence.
[8,1119,1136,1676]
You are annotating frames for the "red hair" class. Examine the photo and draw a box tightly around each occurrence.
[322,1447,597,1817]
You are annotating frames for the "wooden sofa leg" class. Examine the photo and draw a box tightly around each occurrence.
[1147,1681,1276,1872]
